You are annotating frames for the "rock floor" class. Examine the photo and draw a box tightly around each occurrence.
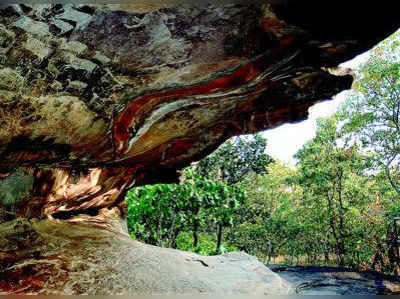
[268,264,400,295]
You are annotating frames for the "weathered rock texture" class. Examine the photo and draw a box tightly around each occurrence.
[0,218,291,295]
[0,2,398,295]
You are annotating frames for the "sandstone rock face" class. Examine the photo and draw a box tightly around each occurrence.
[0,2,398,295]
[0,219,292,295]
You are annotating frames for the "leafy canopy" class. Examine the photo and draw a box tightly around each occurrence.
[126,169,246,253]
[339,30,400,199]
[194,133,273,184]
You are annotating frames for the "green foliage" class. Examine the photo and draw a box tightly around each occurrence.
[225,161,302,262]
[126,134,268,255]
[126,170,246,253]
[223,116,397,272]
[339,30,400,199]
[294,116,382,267]
[195,134,273,184]
[127,183,184,248]
[176,232,237,255]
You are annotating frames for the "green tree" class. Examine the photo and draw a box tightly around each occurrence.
[126,183,185,248]
[227,128,395,270]
[339,30,400,200]
[226,161,302,262]
[294,116,370,266]
[126,170,246,254]
[195,134,274,184]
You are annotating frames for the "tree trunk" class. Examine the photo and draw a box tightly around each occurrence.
[385,159,400,200]
[217,223,223,252]
[324,251,330,264]
[338,252,346,267]
[170,232,179,249]
[193,219,199,248]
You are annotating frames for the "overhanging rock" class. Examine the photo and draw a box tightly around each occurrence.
[0,2,398,295]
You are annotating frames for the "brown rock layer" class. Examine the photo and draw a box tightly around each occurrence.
[0,219,292,295]
[0,2,397,220]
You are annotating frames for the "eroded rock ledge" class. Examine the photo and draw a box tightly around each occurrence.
[0,2,398,295]
[0,218,292,295]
